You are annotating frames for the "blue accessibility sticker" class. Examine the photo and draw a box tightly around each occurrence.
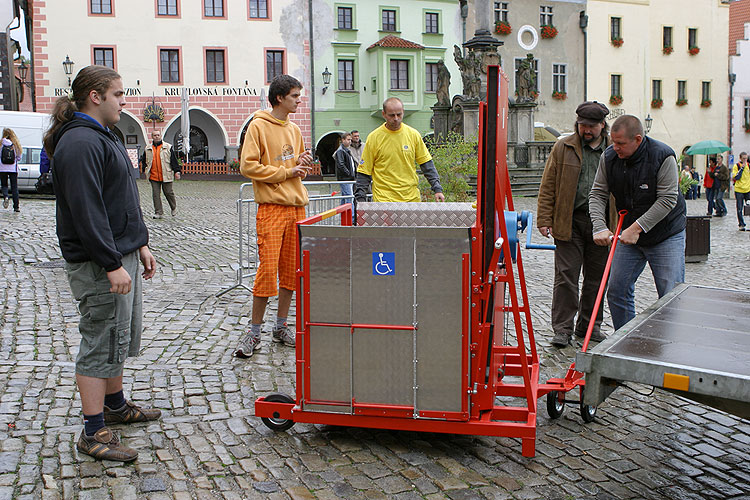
[372,252,395,276]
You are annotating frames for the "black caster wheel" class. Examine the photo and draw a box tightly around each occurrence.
[546,390,565,419]
[579,387,597,423]
[260,393,295,431]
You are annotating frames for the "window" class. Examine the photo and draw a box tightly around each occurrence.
[540,6,553,26]
[206,49,225,83]
[425,12,439,33]
[160,49,180,83]
[552,64,566,93]
[337,6,352,29]
[90,0,112,14]
[425,63,438,92]
[611,17,621,40]
[611,74,622,96]
[390,59,409,90]
[93,47,115,69]
[494,2,509,23]
[266,50,284,82]
[157,0,178,16]
[702,81,711,102]
[663,26,673,47]
[249,0,268,19]
[338,60,354,91]
[677,80,687,101]
[688,28,698,48]
[745,99,750,126]
[514,58,539,92]
[204,0,223,17]
[382,9,396,31]
[652,79,662,101]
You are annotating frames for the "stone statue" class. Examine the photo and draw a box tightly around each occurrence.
[436,60,451,106]
[516,53,536,102]
[453,45,481,100]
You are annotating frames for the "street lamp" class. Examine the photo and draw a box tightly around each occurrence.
[18,59,28,83]
[321,67,331,94]
[645,114,653,135]
[62,55,74,86]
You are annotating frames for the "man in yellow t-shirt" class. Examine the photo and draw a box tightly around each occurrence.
[732,151,750,230]
[355,97,444,202]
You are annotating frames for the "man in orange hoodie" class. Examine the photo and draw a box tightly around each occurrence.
[236,75,313,358]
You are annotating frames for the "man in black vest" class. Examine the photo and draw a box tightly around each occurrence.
[589,115,686,331]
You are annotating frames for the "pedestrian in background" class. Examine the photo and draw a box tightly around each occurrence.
[348,129,364,165]
[732,152,750,231]
[334,132,356,205]
[44,65,160,462]
[704,159,716,214]
[714,155,730,217]
[537,101,612,347]
[142,129,181,219]
[0,127,22,212]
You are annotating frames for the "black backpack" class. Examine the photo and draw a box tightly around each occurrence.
[1,144,15,165]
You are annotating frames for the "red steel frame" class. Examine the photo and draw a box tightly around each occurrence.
[255,67,595,457]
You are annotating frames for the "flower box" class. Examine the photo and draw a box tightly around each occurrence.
[663,46,673,55]
[609,94,623,106]
[651,99,663,109]
[676,98,688,106]
[744,123,750,133]
[700,99,712,108]
[551,91,567,100]
[540,25,558,39]
[611,37,624,48]
[494,21,512,35]
[689,46,700,55]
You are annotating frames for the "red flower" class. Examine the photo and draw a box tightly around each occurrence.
[552,91,567,100]
[540,25,558,39]
[494,21,512,35]
[651,99,663,109]
[609,95,623,106]
[611,38,624,48]
[701,99,712,108]
[662,46,673,55]
[689,46,700,55]
[676,98,688,106]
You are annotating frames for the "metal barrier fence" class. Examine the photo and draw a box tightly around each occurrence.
[216,180,356,297]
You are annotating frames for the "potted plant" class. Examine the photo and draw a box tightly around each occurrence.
[495,21,512,35]
[745,122,750,134]
[700,99,712,108]
[551,91,567,100]
[663,45,673,55]
[651,98,663,109]
[676,98,688,106]
[609,94,623,106]
[611,37,624,47]
[689,46,700,55]
[540,25,558,39]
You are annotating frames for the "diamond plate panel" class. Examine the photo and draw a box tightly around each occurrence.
[357,202,476,227]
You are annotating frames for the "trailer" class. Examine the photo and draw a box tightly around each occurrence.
[254,66,596,457]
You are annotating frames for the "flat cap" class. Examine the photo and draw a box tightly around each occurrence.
[576,101,609,125]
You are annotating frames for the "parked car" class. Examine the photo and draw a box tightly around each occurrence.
[16,147,43,193]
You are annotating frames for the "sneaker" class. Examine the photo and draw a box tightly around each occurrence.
[576,330,607,342]
[272,325,296,347]
[171,208,177,217]
[153,214,163,219]
[13,208,19,213]
[551,331,571,348]
[740,226,746,232]
[234,333,261,358]
[2,197,7,209]
[104,400,162,424]
[77,427,137,462]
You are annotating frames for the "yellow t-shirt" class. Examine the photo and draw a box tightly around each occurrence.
[733,163,750,194]
[359,123,432,202]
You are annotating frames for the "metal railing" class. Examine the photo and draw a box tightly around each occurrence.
[216,180,356,297]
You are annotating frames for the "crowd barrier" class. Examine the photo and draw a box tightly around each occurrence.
[216,180,357,297]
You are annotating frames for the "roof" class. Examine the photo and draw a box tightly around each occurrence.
[367,35,424,51]
[730,0,750,56]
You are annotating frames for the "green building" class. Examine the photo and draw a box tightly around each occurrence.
[312,0,463,173]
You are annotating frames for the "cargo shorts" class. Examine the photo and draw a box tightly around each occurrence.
[65,251,142,378]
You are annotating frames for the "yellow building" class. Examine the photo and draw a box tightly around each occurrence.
[586,0,729,170]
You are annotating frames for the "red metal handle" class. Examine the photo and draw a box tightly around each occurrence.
[581,209,628,353]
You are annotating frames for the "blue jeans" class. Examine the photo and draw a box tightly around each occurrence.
[714,188,727,215]
[705,186,715,214]
[607,230,685,330]
[339,182,353,206]
[736,191,750,228]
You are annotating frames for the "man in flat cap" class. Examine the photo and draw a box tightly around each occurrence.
[589,115,686,331]
[537,101,612,348]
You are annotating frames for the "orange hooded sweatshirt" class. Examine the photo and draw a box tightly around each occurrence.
[240,110,309,206]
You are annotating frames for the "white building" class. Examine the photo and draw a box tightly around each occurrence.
[731,23,750,158]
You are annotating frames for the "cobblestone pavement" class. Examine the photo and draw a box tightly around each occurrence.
[0,180,749,500]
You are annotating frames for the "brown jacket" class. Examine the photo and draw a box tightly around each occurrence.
[537,132,615,241]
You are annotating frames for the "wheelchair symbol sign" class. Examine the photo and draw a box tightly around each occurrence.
[372,252,395,276]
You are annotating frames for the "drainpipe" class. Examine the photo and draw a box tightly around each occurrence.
[579,11,588,101]
[5,14,20,110]
[729,72,736,151]
[460,0,468,56]
[308,0,317,152]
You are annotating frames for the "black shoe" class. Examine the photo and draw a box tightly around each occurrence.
[575,330,607,342]
[551,332,571,348]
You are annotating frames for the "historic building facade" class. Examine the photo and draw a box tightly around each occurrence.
[31,0,311,162]
[730,0,750,158]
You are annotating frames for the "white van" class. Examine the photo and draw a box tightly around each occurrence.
[0,110,52,192]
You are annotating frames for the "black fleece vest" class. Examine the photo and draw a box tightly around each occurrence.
[604,136,686,247]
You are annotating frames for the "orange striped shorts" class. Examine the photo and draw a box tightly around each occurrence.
[254,203,306,297]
